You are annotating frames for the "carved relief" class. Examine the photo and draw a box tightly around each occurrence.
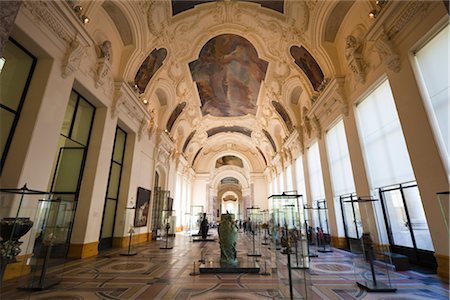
[344,35,366,84]
[374,32,400,73]
[62,38,85,78]
[311,115,321,139]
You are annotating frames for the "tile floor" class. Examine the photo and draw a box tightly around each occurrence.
[1,230,448,299]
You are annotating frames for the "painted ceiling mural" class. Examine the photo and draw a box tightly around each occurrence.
[290,46,324,91]
[215,156,244,168]
[171,0,283,16]
[134,48,167,94]
[189,34,268,117]
[207,126,252,138]
[167,102,187,132]
[272,101,293,132]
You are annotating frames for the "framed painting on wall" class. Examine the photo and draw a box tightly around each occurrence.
[134,187,151,227]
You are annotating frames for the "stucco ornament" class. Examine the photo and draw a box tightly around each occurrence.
[345,35,366,84]
[219,213,239,266]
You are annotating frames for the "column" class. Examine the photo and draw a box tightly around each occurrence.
[387,60,449,279]
[318,138,339,240]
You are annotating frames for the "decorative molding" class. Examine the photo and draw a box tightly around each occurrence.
[95,57,111,87]
[345,35,366,84]
[374,30,400,73]
[387,1,430,39]
[309,77,348,121]
[62,38,85,78]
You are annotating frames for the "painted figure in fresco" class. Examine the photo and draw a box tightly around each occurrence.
[189,34,268,117]
[218,212,239,266]
[200,213,209,239]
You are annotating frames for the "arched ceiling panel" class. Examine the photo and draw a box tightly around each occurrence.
[171,0,284,16]
[207,126,252,138]
[134,48,167,94]
[324,1,355,42]
[101,1,133,46]
[290,46,325,91]
[189,34,268,117]
[216,156,244,168]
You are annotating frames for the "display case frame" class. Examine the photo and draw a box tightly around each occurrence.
[246,206,262,257]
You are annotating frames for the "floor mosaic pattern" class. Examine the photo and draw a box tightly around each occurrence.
[1,230,448,299]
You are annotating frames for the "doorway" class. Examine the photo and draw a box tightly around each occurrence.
[379,181,436,269]
[339,194,363,253]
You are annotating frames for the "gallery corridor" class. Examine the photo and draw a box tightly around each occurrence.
[1,230,447,300]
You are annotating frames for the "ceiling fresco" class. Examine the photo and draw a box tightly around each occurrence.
[272,101,293,132]
[167,102,187,132]
[206,126,252,138]
[290,46,324,91]
[215,156,244,168]
[189,34,268,117]
[134,48,167,94]
[171,0,284,16]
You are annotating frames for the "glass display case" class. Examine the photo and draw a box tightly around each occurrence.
[303,205,318,258]
[268,192,310,299]
[190,205,204,236]
[437,192,449,234]
[160,210,175,249]
[315,200,333,253]
[352,196,396,292]
[261,209,270,246]
[22,197,77,290]
[246,207,262,256]
[0,186,52,288]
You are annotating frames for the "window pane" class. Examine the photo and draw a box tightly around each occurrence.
[356,80,415,188]
[307,142,325,201]
[0,41,34,110]
[403,187,434,251]
[61,92,77,137]
[113,128,126,163]
[71,98,94,145]
[415,25,449,170]
[326,120,355,195]
[295,157,307,205]
[0,108,15,158]
[101,199,117,238]
[107,162,121,199]
[53,148,84,193]
[383,189,414,248]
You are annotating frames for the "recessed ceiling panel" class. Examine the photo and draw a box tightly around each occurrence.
[290,46,324,91]
[172,0,283,16]
[206,126,252,137]
[134,48,167,94]
[190,34,268,117]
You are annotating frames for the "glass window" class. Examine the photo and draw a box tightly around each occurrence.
[307,142,325,201]
[355,80,415,188]
[326,120,355,196]
[285,165,293,191]
[414,25,449,176]
[0,40,35,171]
[295,156,307,205]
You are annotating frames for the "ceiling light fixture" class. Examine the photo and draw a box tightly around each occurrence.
[81,15,90,24]
[368,10,377,19]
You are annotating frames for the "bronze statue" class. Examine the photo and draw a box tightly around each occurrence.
[218,213,238,266]
[200,213,209,239]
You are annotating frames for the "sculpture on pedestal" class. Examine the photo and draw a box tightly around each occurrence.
[218,213,238,266]
[200,213,209,239]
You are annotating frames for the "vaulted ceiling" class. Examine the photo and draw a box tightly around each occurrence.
[87,0,367,174]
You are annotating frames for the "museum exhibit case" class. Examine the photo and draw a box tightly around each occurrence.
[339,193,363,253]
[151,188,171,239]
[268,192,310,300]
[261,209,270,245]
[160,209,175,249]
[315,200,333,253]
[190,205,204,236]
[246,207,262,256]
[0,186,48,286]
[351,196,396,292]
[303,205,319,258]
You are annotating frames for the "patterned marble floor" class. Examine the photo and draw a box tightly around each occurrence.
[1,230,448,300]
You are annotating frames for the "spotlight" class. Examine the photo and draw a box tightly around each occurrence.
[81,15,89,24]
[368,10,377,19]
[143,99,148,105]
[73,5,83,13]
